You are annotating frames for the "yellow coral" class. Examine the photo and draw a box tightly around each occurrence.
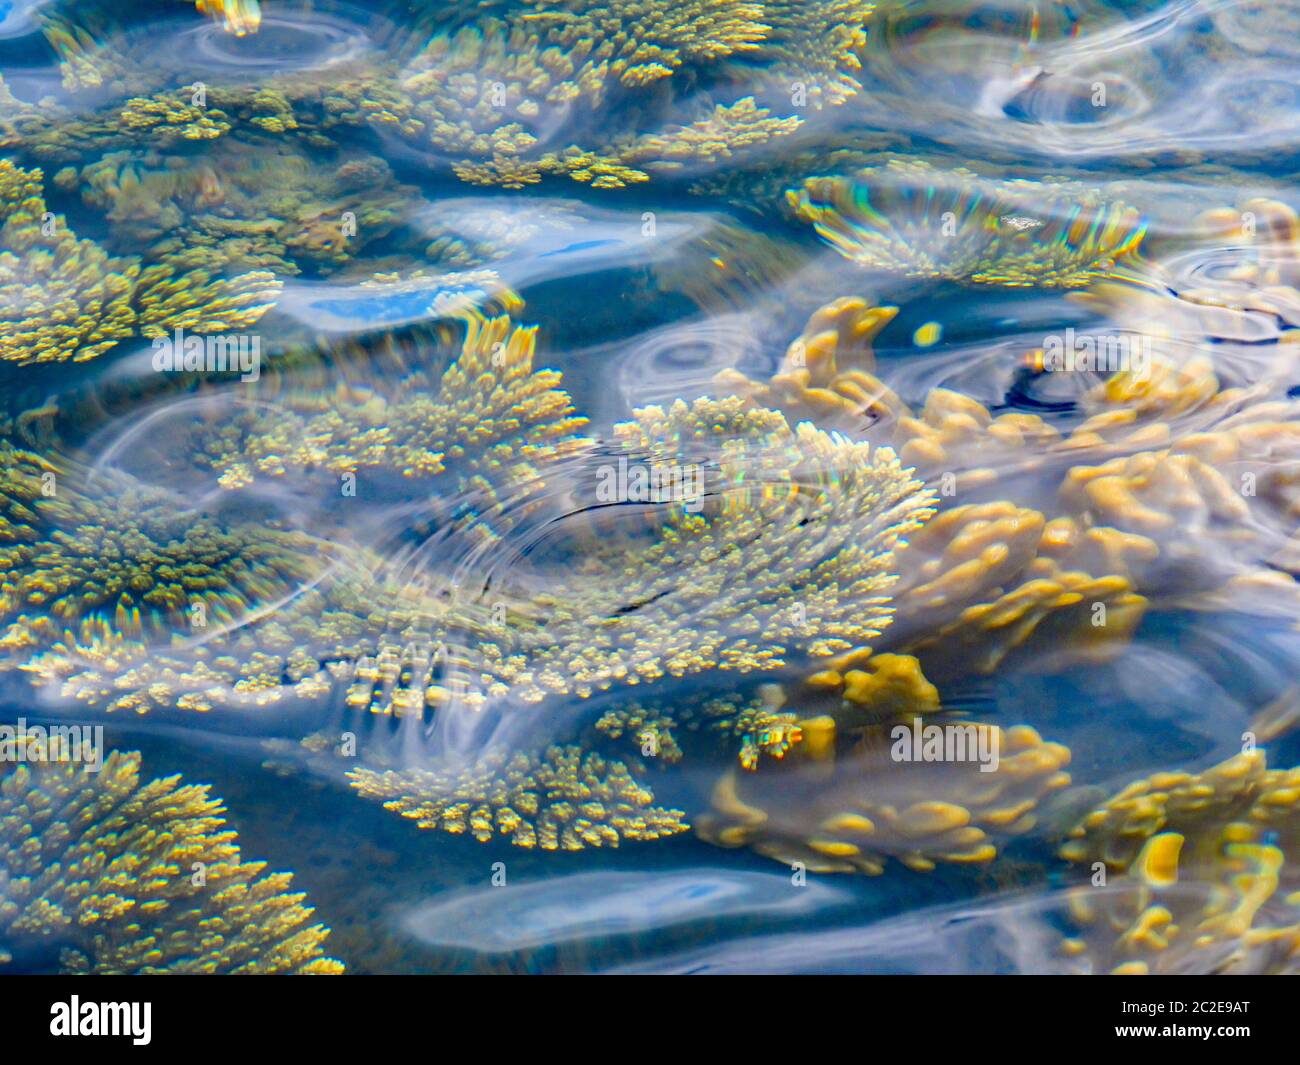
[348,744,686,850]
[0,740,341,973]
[1058,751,1300,974]
[698,717,1071,874]
[790,160,1146,287]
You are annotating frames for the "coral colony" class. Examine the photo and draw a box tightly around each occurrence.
[0,0,1299,978]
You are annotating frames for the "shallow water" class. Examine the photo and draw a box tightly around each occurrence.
[2,0,1300,975]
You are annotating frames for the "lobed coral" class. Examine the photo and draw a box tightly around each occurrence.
[1058,751,1300,974]
[0,738,342,973]
[698,716,1072,874]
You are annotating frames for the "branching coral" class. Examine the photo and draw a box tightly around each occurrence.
[364,0,769,174]
[0,158,139,364]
[458,395,935,704]
[348,744,686,850]
[0,457,326,669]
[73,142,418,275]
[0,159,279,364]
[177,310,588,493]
[789,160,1146,287]
[617,97,802,171]
[119,93,232,142]
[0,740,342,973]
[736,0,878,109]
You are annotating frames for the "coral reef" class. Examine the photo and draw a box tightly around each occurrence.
[0,459,324,657]
[457,396,935,704]
[0,739,342,973]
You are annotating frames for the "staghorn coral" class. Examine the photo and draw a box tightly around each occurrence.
[698,716,1072,874]
[1057,751,1300,974]
[176,309,588,493]
[0,739,342,973]
[789,160,1146,287]
[0,159,279,364]
[0,440,58,548]
[73,141,418,275]
[730,0,878,109]
[312,1,809,188]
[348,744,686,850]
[364,0,769,174]
[29,389,937,717]
[0,158,139,364]
[0,456,326,669]
[616,97,802,172]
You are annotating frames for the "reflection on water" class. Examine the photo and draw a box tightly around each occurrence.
[3,0,1300,975]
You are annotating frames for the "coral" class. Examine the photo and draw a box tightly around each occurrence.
[348,744,687,850]
[74,142,416,276]
[803,652,940,723]
[594,684,807,770]
[891,389,1062,488]
[1060,751,1299,871]
[887,501,1146,678]
[0,460,324,664]
[462,396,935,703]
[119,93,232,142]
[0,159,140,364]
[1057,449,1255,591]
[1057,751,1300,974]
[698,717,1072,874]
[594,705,685,763]
[789,160,1146,287]
[0,440,58,547]
[717,298,1061,480]
[0,740,342,973]
[618,97,802,170]
[0,160,279,364]
[177,310,588,493]
[734,0,878,109]
[715,296,906,436]
[377,0,769,176]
